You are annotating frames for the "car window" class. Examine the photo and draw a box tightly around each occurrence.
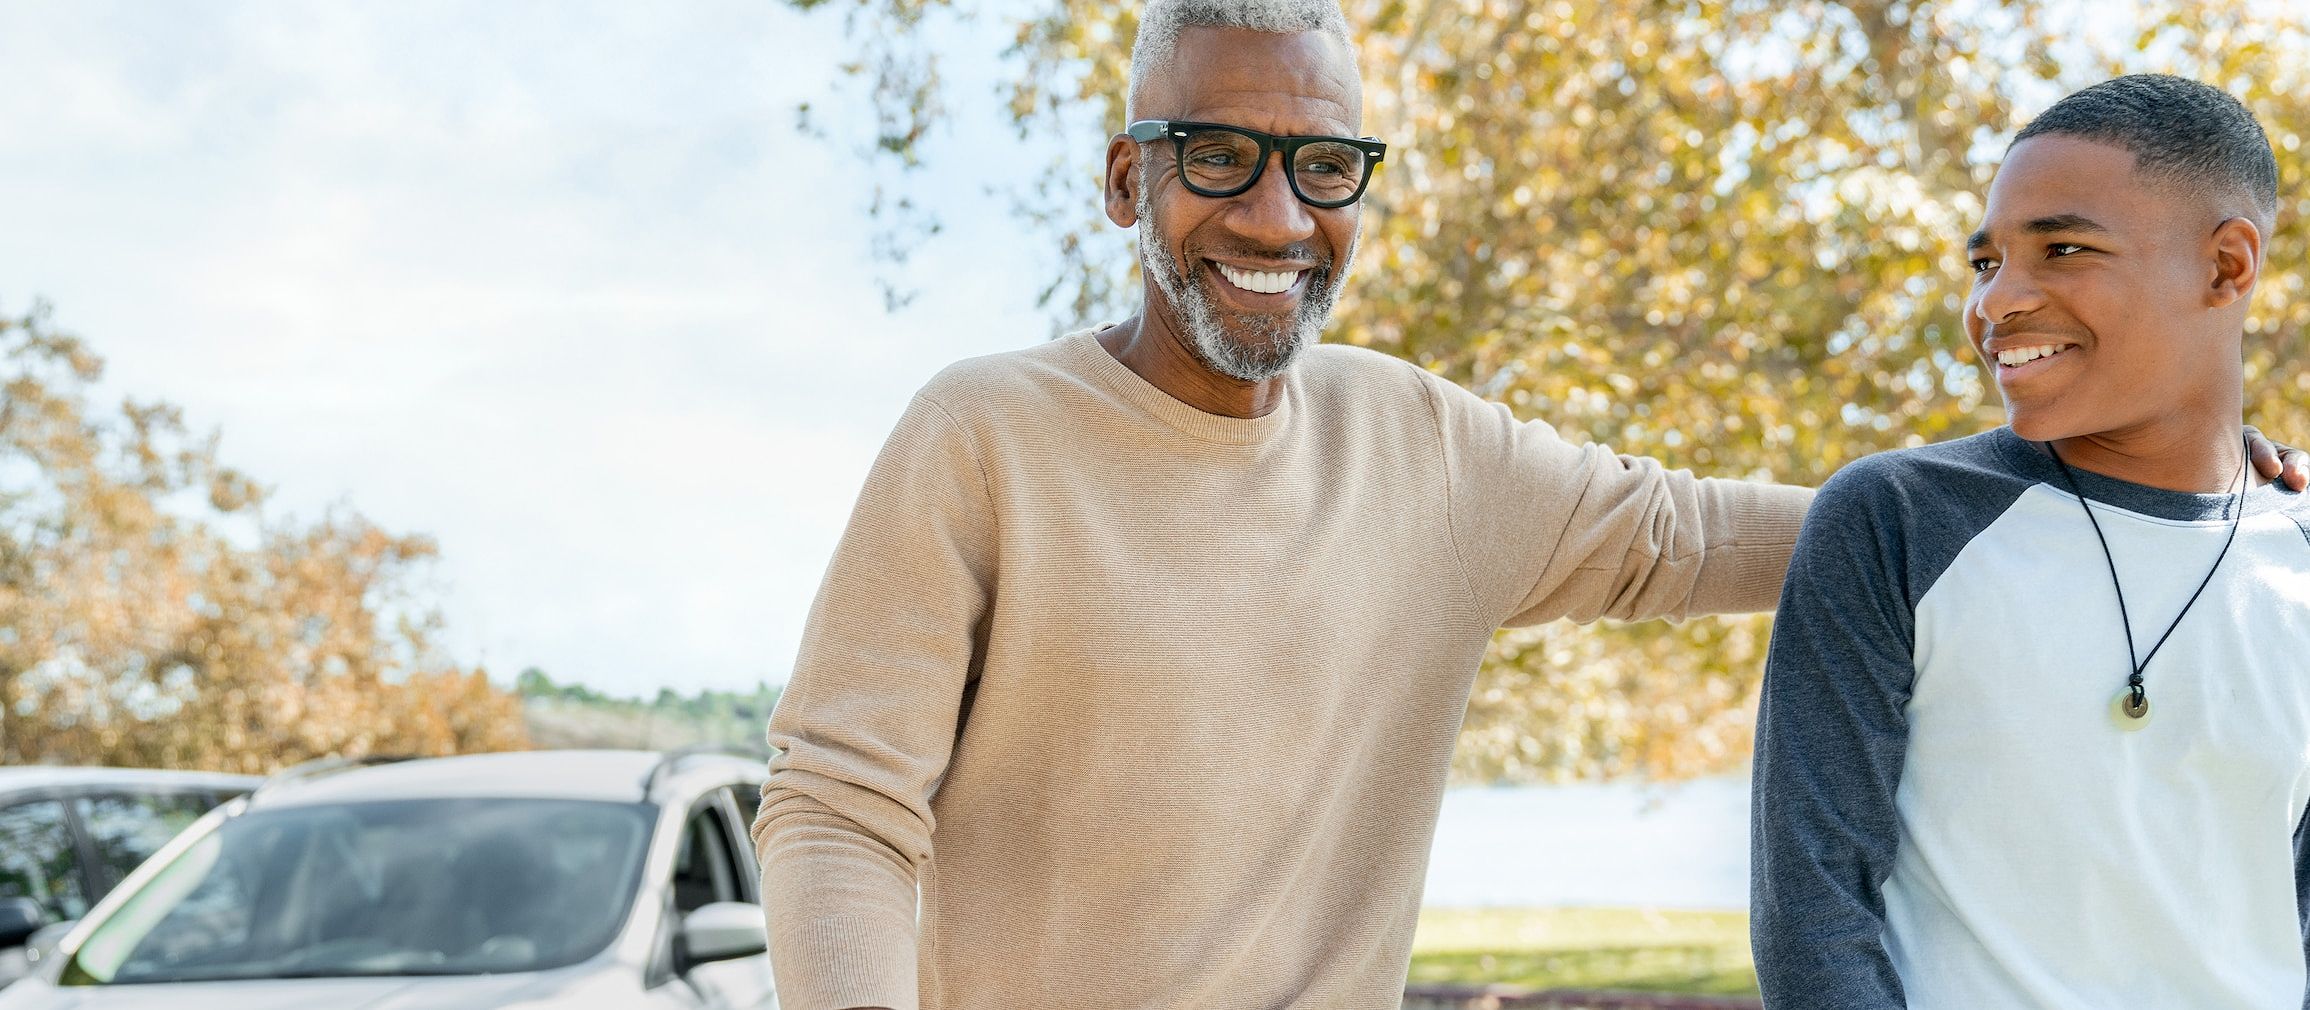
[723,784,760,860]
[75,792,213,890]
[0,800,89,923]
[62,798,655,985]
[672,804,740,914]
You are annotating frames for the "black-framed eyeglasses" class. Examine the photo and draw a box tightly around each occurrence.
[1126,120,1387,209]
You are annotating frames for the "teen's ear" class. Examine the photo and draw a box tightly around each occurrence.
[2208,215,2263,308]
[1105,135,1142,228]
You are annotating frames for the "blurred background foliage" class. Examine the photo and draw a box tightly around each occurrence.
[518,667,781,751]
[0,303,792,772]
[0,303,529,771]
[789,0,2310,780]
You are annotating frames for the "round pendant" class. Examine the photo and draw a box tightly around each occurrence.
[2112,689,2151,730]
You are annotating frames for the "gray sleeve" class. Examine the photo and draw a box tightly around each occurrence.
[1751,457,1917,1009]
[2296,808,2309,1009]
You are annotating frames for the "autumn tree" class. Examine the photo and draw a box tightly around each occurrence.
[0,302,528,772]
[792,0,2310,780]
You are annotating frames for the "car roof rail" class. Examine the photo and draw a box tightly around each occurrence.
[255,754,419,795]
[641,744,771,797]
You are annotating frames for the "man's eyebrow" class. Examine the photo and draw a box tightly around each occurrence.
[1964,213,2110,253]
[2023,213,2110,236]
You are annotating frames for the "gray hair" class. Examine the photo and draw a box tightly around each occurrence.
[1127,0,1357,118]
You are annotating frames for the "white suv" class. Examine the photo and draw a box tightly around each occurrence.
[0,749,777,1009]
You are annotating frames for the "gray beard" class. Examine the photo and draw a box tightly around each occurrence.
[1135,199,1353,383]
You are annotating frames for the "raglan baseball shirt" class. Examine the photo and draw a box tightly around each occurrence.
[1753,426,2310,1009]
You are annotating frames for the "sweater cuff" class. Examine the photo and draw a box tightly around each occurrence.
[1706,482,1814,615]
[768,910,920,1010]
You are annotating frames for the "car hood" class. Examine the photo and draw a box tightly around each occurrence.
[0,970,607,1010]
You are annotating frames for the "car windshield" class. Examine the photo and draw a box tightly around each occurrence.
[60,797,654,985]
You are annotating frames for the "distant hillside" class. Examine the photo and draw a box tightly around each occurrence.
[515,668,779,752]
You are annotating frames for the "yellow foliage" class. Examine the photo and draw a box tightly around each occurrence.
[821,0,2310,779]
[0,303,529,772]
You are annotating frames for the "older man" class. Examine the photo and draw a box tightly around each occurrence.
[753,4,2305,1009]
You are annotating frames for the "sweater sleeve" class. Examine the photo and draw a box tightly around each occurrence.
[751,391,998,1010]
[1417,368,1810,627]
[1749,458,1915,1009]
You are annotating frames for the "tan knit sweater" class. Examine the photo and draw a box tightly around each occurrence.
[753,331,1810,1010]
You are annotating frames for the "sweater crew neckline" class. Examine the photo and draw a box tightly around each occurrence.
[1062,328,1296,446]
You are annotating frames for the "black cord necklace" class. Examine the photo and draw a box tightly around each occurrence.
[2045,436,2248,730]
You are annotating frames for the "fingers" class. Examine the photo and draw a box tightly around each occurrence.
[2243,425,2309,491]
[2247,425,2281,479]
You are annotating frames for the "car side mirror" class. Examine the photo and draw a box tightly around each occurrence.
[0,898,49,948]
[24,920,75,965]
[677,901,767,971]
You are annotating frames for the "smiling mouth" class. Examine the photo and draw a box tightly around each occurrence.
[1212,261,1307,296]
[1995,344,2071,368]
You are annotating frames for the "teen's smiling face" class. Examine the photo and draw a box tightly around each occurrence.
[1963,133,2245,445]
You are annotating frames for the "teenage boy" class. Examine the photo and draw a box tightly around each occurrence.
[1752,74,2310,1008]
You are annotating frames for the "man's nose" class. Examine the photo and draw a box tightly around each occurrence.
[1972,261,2046,326]
[1224,151,1318,249]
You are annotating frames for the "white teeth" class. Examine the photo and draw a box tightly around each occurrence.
[1216,263,1304,295]
[1996,345,2065,367]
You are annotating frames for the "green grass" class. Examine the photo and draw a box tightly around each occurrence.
[1407,907,1759,996]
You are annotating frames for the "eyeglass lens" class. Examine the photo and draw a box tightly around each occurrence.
[1178,129,1368,203]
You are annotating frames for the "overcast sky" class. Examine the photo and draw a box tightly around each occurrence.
[0,1,1069,698]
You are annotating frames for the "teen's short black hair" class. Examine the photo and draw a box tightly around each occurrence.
[2014,73,2279,226]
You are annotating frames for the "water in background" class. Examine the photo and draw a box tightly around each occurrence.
[1421,775,1750,909]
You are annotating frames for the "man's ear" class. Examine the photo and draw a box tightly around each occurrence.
[2208,215,2263,308]
[1105,135,1142,228]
